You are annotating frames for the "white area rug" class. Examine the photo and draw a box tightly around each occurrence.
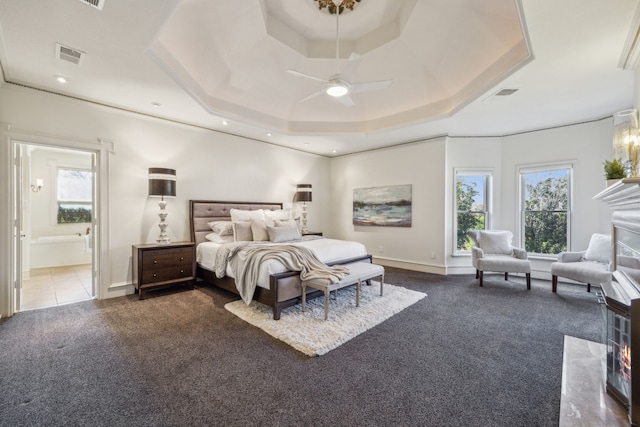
[224,282,427,356]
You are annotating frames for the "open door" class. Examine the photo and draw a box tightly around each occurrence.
[12,144,25,312]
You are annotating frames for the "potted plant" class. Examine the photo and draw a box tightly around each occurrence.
[604,158,625,186]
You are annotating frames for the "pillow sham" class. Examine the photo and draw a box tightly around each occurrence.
[250,218,269,241]
[233,221,253,242]
[207,220,234,236]
[583,233,611,264]
[478,230,512,255]
[267,225,301,243]
[264,209,291,225]
[205,233,234,244]
[274,218,297,228]
[230,208,265,223]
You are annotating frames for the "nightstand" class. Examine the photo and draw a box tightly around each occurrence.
[302,231,323,236]
[132,242,196,300]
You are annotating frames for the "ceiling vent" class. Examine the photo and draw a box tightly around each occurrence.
[56,43,85,65]
[494,88,519,96]
[78,0,105,10]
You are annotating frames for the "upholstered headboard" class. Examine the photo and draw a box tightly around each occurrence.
[189,200,283,245]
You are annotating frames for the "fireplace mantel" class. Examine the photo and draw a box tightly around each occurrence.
[594,178,640,209]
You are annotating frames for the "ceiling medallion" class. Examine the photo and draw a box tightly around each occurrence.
[313,0,362,15]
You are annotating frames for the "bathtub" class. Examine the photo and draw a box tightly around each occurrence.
[30,234,92,268]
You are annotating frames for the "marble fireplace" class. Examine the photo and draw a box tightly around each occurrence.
[595,178,640,427]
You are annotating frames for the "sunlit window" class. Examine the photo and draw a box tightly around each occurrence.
[57,168,93,224]
[454,170,492,253]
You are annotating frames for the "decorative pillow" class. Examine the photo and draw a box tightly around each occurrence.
[264,209,292,226]
[230,208,265,223]
[207,221,234,236]
[583,233,611,264]
[205,233,234,244]
[233,221,253,242]
[250,218,269,241]
[267,225,301,243]
[274,218,297,228]
[478,230,512,254]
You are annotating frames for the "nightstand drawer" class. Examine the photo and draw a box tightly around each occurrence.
[141,265,193,284]
[141,248,193,269]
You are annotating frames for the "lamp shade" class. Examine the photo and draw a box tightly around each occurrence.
[148,168,176,197]
[293,184,312,202]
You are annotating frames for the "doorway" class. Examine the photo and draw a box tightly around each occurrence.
[16,143,97,311]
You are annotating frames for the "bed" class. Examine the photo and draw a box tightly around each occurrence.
[189,200,372,319]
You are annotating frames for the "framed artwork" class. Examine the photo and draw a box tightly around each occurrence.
[353,184,412,227]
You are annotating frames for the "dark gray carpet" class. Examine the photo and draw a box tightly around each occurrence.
[0,269,602,426]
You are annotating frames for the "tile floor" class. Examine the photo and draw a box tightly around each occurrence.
[20,264,93,311]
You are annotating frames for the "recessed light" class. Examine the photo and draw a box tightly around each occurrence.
[55,75,67,84]
[222,120,228,126]
[332,150,337,153]
[151,102,161,108]
[266,132,272,137]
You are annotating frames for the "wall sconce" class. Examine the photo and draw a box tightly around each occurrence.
[613,109,639,177]
[31,178,44,192]
[293,184,312,234]
[148,168,176,245]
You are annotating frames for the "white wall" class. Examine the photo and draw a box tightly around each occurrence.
[0,84,330,315]
[331,119,613,278]
[330,139,447,273]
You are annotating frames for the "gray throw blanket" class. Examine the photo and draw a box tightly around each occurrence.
[217,243,351,305]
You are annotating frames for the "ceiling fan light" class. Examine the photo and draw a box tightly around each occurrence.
[326,84,348,97]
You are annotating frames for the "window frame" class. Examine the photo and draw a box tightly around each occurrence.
[518,162,573,258]
[55,166,94,224]
[453,168,493,255]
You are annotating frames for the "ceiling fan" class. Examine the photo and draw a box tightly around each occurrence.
[287,0,393,107]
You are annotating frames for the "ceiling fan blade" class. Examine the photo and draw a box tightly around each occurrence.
[350,80,393,94]
[297,89,325,103]
[341,53,362,79]
[335,94,356,107]
[287,69,328,84]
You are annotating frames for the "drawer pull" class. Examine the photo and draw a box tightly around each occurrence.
[153,260,158,264]
[180,270,184,273]
[180,257,184,261]
[153,273,157,277]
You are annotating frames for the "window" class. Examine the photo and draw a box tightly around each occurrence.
[57,167,93,224]
[519,164,571,256]
[454,170,492,253]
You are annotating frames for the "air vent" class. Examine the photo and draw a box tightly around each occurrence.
[495,88,519,96]
[56,43,85,65]
[78,0,105,10]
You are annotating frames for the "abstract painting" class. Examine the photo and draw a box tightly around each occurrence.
[353,184,412,227]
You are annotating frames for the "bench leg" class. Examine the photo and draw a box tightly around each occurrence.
[356,280,360,307]
[505,272,509,281]
[324,289,329,321]
[380,274,384,296]
[587,283,591,293]
[552,275,557,293]
[301,283,307,312]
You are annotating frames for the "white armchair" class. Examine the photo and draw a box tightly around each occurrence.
[468,230,531,289]
[550,233,611,293]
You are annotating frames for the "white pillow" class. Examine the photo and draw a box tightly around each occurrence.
[233,221,253,242]
[205,233,234,244]
[250,219,269,241]
[267,225,301,243]
[264,209,291,226]
[207,221,234,236]
[583,233,611,264]
[230,208,265,223]
[478,230,513,254]
[274,218,297,228]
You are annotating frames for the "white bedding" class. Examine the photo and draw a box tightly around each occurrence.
[196,237,367,289]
